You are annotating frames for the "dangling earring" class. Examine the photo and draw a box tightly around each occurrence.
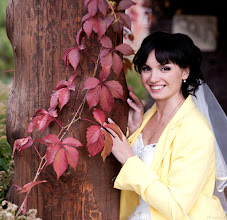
[183,79,186,83]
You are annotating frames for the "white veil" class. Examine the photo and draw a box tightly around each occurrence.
[192,83,227,212]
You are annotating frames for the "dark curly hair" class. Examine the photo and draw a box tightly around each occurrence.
[133,31,204,98]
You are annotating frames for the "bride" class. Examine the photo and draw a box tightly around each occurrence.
[106,32,226,219]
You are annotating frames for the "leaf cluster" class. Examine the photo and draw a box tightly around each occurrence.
[12,0,136,215]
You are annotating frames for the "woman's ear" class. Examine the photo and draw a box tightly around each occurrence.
[182,67,190,80]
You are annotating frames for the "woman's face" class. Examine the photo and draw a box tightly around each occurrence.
[141,50,189,102]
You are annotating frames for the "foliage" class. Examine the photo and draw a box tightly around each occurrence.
[0,0,14,80]
[0,81,13,203]
[0,81,12,172]
[0,161,14,204]
[0,200,41,220]
[11,0,136,216]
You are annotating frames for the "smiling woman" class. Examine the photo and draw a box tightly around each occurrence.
[140,50,189,103]
[106,32,227,219]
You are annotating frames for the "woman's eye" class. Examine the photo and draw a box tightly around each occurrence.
[161,66,171,71]
[141,66,151,72]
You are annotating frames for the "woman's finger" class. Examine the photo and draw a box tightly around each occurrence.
[107,118,115,124]
[127,98,143,112]
[127,86,134,93]
[104,125,117,139]
[107,118,124,137]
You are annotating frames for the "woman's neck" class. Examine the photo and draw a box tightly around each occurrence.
[155,94,185,123]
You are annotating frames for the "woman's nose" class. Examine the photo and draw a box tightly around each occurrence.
[149,71,160,83]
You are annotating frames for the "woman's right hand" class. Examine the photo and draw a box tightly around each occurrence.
[127,86,144,136]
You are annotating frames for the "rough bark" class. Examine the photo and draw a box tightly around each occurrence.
[6,0,128,219]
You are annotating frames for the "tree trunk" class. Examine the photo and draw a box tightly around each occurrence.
[6,0,128,219]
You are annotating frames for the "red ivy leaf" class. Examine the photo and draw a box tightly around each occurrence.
[63,47,81,72]
[112,19,123,34]
[83,18,94,39]
[100,52,113,68]
[42,135,81,179]
[86,85,102,110]
[58,88,70,110]
[88,0,98,17]
[85,78,123,113]
[100,48,111,58]
[104,80,124,99]
[93,108,105,125]
[117,0,136,11]
[86,125,103,146]
[68,74,78,90]
[101,131,113,161]
[62,137,83,147]
[115,43,134,56]
[76,28,83,46]
[49,75,78,111]
[64,145,79,171]
[99,66,111,82]
[82,13,91,22]
[100,36,112,48]
[87,132,105,156]
[49,90,60,110]
[27,109,58,133]
[118,12,132,30]
[63,48,72,68]
[84,0,90,7]
[53,147,68,180]
[15,180,47,194]
[98,0,108,16]
[112,52,123,77]
[55,80,69,90]
[83,77,101,90]
[100,86,114,114]
[46,144,61,166]
[93,17,106,39]
[86,122,122,160]
[123,57,132,73]
[50,88,70,111]
[39,134,61,145]
[104,13,114,28]
[68,48,80,71]
[13,136,33,156]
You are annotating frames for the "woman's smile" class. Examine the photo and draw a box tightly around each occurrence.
[141,50,189,102]
[150,85,166,92]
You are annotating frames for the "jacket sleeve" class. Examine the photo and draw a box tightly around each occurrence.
[114,121,215,220]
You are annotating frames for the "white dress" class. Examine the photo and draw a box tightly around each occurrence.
[128,134,157,220]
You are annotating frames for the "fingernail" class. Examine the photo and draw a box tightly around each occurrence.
[127,98,131,102]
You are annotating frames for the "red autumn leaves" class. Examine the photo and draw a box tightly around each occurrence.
[13,0,135,183]
[82,0,135,39]
[86,108,122,161]
[83,77,124,114]
[99,35,134,77]
[36,135,83,179]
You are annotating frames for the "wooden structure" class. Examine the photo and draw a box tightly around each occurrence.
[6,0,128,219]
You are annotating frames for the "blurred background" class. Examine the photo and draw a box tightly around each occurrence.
[125,0,227,113]
[0,0,226,202]
[0,0,14,203]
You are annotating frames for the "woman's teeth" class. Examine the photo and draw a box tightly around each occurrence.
[151,85,165,90]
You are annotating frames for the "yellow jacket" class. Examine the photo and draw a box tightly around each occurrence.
[114,95,226,220]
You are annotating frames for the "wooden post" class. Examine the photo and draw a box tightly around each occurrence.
[6,0,128,219]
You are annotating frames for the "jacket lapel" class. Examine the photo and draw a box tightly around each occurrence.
[128,95,196,172]
[151,123,176,172]
[152,96,196,171]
